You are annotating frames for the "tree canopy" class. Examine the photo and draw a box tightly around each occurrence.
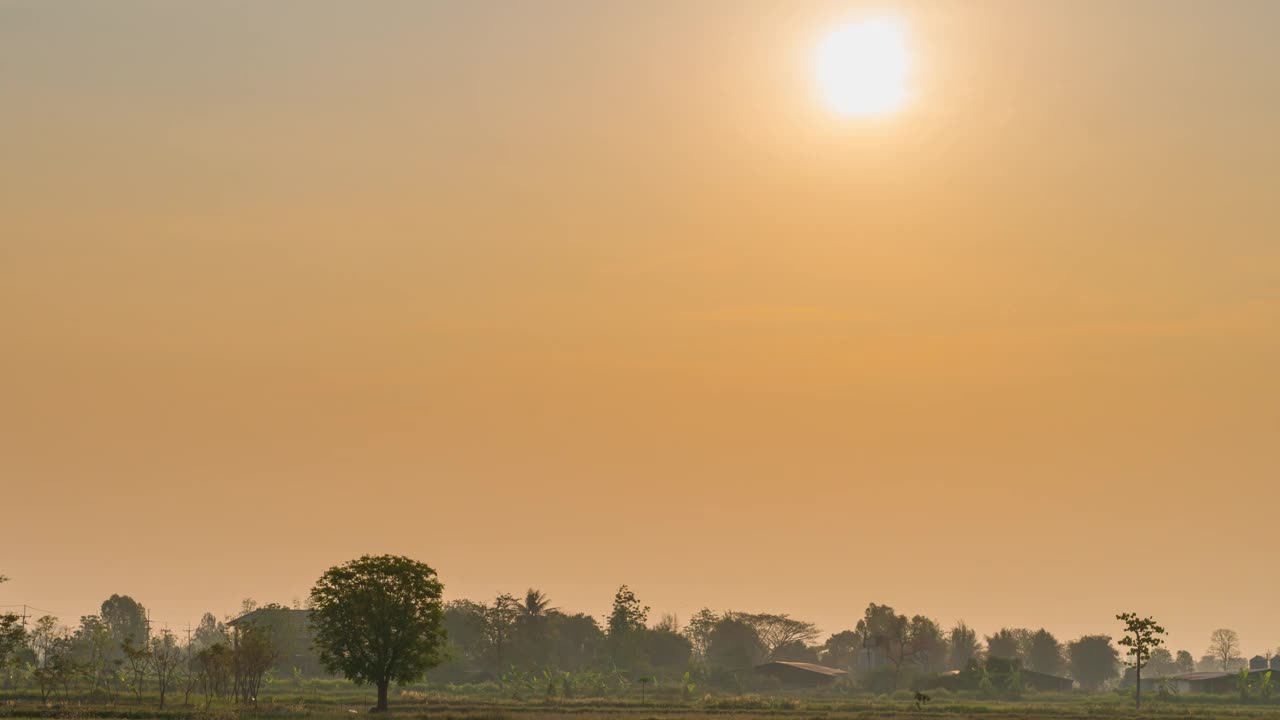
[309,555,446,711]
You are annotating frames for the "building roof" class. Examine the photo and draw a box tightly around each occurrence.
[226,607,309,626]
[1146,671,1268,682]
[755,661,848,677]
[940,668,1071,682]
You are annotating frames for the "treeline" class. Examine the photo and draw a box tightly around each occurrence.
[432,590,1280,693]
[0,593,283,707]
[5,574,1279,702]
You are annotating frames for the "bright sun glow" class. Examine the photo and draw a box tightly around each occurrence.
[815,18,910,117]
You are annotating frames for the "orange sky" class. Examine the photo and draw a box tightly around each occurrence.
[2,1,1278,657]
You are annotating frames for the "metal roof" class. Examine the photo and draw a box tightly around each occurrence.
[756,661,849,677]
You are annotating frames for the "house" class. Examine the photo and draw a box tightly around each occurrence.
[228,606,324,675]
[933,667,1074,692]
[754,661,849,687]
[1139,668,1275,695]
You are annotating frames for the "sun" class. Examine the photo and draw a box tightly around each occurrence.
[815,18,910,117]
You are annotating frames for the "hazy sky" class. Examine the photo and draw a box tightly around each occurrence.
[2,1,1278,657]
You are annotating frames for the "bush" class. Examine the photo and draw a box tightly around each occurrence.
[861,667,899,695]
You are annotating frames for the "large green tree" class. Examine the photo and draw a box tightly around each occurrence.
[1066,635,1119,691]
[1026,628,1064,675]
[706,616,765,670]
[309,555,446,711]
[100,594,148,662]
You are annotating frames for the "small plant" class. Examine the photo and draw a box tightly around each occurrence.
[913,691,931,710]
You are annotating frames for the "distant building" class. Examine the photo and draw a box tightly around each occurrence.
[932,667,1074,693]
[1272,655,1280,671]
[1139,668,1275,695]
[1250,655,1268,670]
[228,606,324,675]
[754,661,849,688]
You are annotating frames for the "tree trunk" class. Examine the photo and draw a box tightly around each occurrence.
[376,680,389,712]
[1136,664,1141,710]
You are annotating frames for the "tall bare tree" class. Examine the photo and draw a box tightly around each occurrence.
[1208,628,1241,671]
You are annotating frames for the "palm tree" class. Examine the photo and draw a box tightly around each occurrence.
[522,589,556,618]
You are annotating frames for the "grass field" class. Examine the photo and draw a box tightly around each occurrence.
[6,683,1280,720]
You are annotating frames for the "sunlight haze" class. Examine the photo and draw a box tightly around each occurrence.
[3,0,1279,662]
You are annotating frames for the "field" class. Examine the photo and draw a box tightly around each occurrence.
[6,682,1280,720]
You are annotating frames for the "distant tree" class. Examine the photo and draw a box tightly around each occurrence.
[29,616,63,669]
[855,605,942,687]
[513,588,557,667]
[1026,629,1064,675]
[33,633,79,702]
[101,595,149,656]
[772,639,820,663]
[706,616,766,670]
[122,637,152,702]
[180,644,202,707]
[735,613,820,659]
[1116,612,1166,709]
[1208,629,1242,671]
[948,622,981,670]
[194,643,233,708]
[440,600,488,671]
[985,628,1025,661]
[910,617,948,673]
[683,608,718,661]
[549,612,604,672]
[644,627,693,674]
[309,555,447,712]
[606,585,649,669]
[150,630,184,708]
[482,594,522,671]
[71,615,113,689]
[607,585,649,637]
[521,589,555,619]
[1146,647,1176,676]
[822,630,860,670]
[652,613,680,634]
[1066,635,1119,691]
[192,612,229,651]
[0,613,22,670]
[230,622,278,705]
[0,576,25,673]
[1174,649,1196,673]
